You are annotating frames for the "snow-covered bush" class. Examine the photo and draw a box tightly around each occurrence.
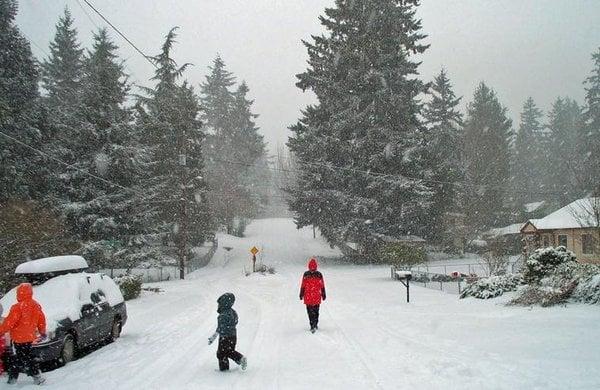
[460,274,523,299]
[524,246,576,284]
[114,274,142,300]
[573,275,600,304]
[510,262,600,306]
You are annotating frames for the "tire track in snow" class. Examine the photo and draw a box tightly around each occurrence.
[322,304,386,390]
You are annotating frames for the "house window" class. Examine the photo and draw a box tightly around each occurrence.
[582,234,595,255]
[557,234,568,248]
[542,235,550,247]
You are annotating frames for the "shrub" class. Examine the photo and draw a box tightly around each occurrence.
[573,274,600,304]
[460,274,523,299]
[379,243,427,267]
[245,263,276,276]
[524,246,576,284]
[510,262,600,306]
[114,274,142,300]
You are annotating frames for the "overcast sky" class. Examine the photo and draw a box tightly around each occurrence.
[15,0,600,155]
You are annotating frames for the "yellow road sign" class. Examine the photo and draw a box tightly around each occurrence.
[250,246,259,255]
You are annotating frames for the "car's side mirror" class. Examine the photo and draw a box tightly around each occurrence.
[81,303,94,316]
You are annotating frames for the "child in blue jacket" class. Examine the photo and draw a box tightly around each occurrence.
[208,293,247,371]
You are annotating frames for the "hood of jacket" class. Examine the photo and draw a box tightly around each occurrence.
[217,292,235,313]
[16,283,33,302]
[308,258,318,271]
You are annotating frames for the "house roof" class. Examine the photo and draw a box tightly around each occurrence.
[484,223,524,238]
[524,201,546,213]
[523,197,599,231]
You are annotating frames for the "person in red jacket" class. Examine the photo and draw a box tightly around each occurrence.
[0,283,46,385]
[299,258,326,333]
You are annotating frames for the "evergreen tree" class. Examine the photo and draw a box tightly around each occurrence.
[0,0,44,201]
[137,28,212,276]
[40,7,85,202]
[512,97,545,207]
[582,47,600,195]
[41,7,84,124]
[463,82,512,233]
[546,97,584,203]
[200,58,268,234]
[422,69,463,244]
[288,0,431,258]
[61,28,148,269]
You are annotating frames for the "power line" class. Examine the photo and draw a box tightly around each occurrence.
[71,0,143,87]
[0,130,165,201]
[20,31,50,58]
[81,0,157,69]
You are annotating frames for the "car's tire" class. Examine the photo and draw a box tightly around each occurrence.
[59,334,76,366]
[108,319,122,343]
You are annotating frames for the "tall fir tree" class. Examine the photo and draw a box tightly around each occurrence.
[41,7,84,126]
[0,0,45,201]
[422,69,463,244]
[40,7,85,202]
[462,82,512,233]
[200,58,268,234]
[512,97,545,207]
[546,97,584,204]
[137,28,212,275]
[61,28,149,269]
[288,0,431,258]
[582,47,600,195]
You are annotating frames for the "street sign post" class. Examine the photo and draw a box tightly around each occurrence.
[250,246,259,272]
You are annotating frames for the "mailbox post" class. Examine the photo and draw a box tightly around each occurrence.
[392,266,412,303]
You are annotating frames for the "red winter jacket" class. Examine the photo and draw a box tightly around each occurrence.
[299,258,326,306]
[0,283,46,344]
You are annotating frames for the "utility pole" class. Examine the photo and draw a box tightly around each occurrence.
[178,127,188,280]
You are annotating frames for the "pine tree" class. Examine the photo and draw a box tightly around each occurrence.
[61,28,149,269]
[40,6,85,203]
[137,28,212,277]
[422,69,463,244]
[546,97,584,203]
[289,0,431,258]
[200,58,268,234]
[512,97,545,207]
[463,82,512,233]
[41,7,84,125]
[582,47,600,195]
[0,0,44,201]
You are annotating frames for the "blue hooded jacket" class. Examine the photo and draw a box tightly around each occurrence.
[216,293,238,337]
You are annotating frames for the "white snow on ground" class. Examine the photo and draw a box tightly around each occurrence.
[2,218,599,389]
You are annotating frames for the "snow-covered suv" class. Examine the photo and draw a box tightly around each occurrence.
[0,256,127,365]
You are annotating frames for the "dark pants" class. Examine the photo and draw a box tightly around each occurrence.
[306,305,320,329]
[7,343,40,380]
[217,336,243,371]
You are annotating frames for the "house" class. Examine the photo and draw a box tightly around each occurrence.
[520,197,600,263]
[483,223,524,255]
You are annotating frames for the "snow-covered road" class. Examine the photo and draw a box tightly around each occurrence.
[3,219,600,389]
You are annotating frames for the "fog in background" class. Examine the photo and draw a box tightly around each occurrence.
[16,0,600,155]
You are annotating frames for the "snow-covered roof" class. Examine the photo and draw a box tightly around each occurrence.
[15,255,89,274]
[524,198,599,230]
[524,201,546,213]
[0,273,123,332]
[485,223,524,238]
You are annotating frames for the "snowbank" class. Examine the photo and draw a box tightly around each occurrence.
[15,255,88,274]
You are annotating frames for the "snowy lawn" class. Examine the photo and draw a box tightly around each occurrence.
[3,219,599,389]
